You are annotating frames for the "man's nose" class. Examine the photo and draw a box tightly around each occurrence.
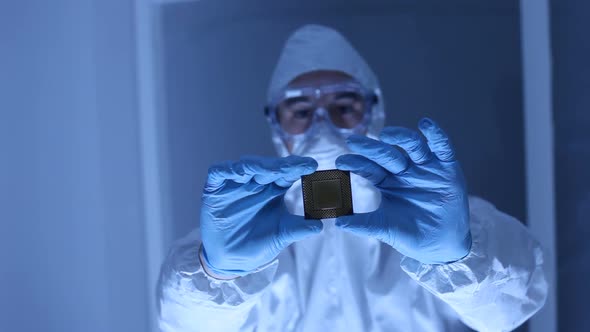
[315,107,329,121]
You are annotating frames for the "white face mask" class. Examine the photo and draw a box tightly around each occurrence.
[292,123,350,170]
[284,124,382,217]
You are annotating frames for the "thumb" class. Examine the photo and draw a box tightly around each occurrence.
[336,154,388,186]
[277,214,323,248]
[335,210,393,245]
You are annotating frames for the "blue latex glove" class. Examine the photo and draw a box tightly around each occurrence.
[335,118,472,264]
[200,155,323,277]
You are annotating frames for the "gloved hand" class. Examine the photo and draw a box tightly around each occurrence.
[200,155,323,277]
[335,118,472,264]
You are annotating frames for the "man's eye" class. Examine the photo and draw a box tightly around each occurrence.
[335,105,356,115]
[293,109,313,119]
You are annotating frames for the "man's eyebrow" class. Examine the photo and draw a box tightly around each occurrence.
[333,92,362,100]
[283,96,312,107]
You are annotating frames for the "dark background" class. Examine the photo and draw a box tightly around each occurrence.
[551,1,590,330]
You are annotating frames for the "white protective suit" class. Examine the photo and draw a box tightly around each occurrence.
[157,25,548,332]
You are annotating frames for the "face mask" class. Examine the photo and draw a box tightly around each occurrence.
[292,123,350,170]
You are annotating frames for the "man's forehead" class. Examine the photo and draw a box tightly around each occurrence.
[286,70,358,89]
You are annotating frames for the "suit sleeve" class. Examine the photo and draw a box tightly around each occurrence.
[157,228,278,331]
[400,196,549,332]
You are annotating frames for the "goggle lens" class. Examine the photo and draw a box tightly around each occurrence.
[275,91,369,135]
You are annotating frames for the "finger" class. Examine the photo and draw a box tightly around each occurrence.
[206,161,250,189]
[206,158,285,190]
[334,210,393,245]
[275,155,318,187]
[238,155,317,187]
[277,215,323,249]
[202,181,275,211]
[278,155,318,178]
[335,154,388,185]
[379,127,433,164]
[418,118,456,162]
[238,156,287,185]
[228,159,283,185]
[345,135,409,174]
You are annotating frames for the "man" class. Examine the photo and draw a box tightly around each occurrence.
[157,24,547,332]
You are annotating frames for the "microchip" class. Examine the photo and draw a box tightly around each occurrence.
[301,170,353,219]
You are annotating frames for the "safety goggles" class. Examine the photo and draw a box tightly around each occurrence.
[265,82,379,138]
